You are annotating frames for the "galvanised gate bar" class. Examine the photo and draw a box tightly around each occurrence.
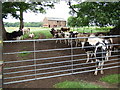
[3,35,120,85]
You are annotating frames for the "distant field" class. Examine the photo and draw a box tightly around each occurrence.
[71,26,112,33]
[5,27,51,32]
[5,27,52,39]
[5,26,113,39]
[5,26,112,33]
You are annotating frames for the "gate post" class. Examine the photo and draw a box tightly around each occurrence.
[33,40,37,79]
[0,1,3,88]
[70,38,74,74]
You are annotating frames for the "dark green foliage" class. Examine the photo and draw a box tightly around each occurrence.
[67,16,77,27]
[24,22,43,27]
[69,2,120,27]
[2,2,19,19]
[2,2,55,19]
[2,2,55,40]
[2,2,55,29]
[4,22,43,27]
[4,22,19,27]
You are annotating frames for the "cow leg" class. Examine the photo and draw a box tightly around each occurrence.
[81,42,85,49]
[56,40,58,43]
[98,61,101,68]
[68,40,69,45]
[100,61,104,74]
[68,39,71,46]
[109,50,112,56]
[91,52,94,63]
[106,51,109,61]
[94,60,99,75]
[76,40,78,47]
[94,67,98,75]
[60,39,62,43]
[86,52,90,63]
[65,39,67,44]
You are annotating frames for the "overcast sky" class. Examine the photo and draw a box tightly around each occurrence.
[3,1,71,22]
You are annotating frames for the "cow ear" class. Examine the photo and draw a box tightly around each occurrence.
[103,40,105,43]
[96,42,99,46]
[69,31,73,33]
[84,42,89,45]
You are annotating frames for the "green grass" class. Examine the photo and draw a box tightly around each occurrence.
[5,27,52,39]
[5,26,112,39]
[32,30,52,39]
[18,51,31,57]
[72,26,112,33]
[53,81,102,88]
[5,27,51,32]
[21,34,29,39]
[100,74,120,84]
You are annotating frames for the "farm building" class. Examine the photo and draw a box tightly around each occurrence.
[43,17,66,28]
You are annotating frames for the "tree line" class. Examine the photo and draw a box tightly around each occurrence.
[4,22,43,27]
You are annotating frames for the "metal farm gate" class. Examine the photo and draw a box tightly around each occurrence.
[2,35,120,85]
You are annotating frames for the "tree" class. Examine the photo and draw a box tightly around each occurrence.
[3,2,54,30]
[68,16,90,27]
[2,2,55,40]
[2,2,19,40]
[67,16,77,27]
[68,1,120,27]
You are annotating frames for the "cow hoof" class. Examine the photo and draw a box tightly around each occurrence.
[101,71,104,74]
[94,73,97,75]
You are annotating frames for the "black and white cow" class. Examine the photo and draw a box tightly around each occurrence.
[64,31,78,45]
[82,34,103,63]
[82,34,111,75]
[6,29,23,40]
[94,41,108,75]
[50,28,65,43]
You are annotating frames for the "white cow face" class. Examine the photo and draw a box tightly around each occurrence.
[64,32,70,38]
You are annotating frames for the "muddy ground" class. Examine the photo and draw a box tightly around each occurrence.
[3,40,120,88]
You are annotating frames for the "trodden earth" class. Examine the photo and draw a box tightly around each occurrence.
[3,39,120,88]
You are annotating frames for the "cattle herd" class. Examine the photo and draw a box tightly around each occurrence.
[6,28,31,40]
[5,26,120,75]
[50,27,120,75]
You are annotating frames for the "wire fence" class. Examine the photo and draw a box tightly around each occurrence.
[3,35,120,85]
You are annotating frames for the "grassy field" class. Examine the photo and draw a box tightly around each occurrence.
[100,74,120,84]
[54,74,120,88]
[71,26,112,33]
[5,27,52,39]
[5,26,113,39]
[5,26,112,33]
[53,81,102,88]
[5,27,51,32]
